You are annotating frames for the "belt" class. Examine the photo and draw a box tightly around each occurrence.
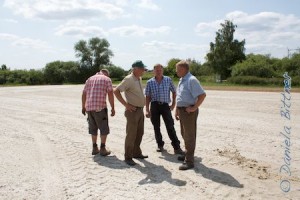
[152,101,167,105]
[177,105,193,109]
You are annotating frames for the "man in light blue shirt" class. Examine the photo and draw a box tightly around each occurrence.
[175,60,206,170]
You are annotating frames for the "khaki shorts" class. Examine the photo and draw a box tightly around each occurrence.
[87,108,109,135]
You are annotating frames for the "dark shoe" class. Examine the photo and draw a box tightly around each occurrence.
[92,146,100,155]
[125,159,136,166]
[177,155,185,161]
[179,163,194,170]
[156,146,164,152]
[133,155,148,159]
[174,148,185,155]
[100,147,111,156]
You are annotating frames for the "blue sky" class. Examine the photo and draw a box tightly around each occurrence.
[0,0,300,70]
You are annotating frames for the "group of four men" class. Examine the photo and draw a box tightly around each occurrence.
[81,60,206,170]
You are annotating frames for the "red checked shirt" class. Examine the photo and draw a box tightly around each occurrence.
[83,72,113,112]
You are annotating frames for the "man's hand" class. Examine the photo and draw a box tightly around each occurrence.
[145,111,151,118]
[169,103,175,111]
[125,103,137,112]
[175,108,179,120]
[82,107,86,116]
[186,106,197,113]
[111,109,115,116]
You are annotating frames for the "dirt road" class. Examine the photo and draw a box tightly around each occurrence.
[0,85,299,199]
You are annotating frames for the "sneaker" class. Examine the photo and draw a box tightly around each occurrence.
[100,147,111,156]
[156,146,164,152]
[92,146,100,155]
[179,163,194,170]
[174,148,185,155]
[125,159,136,166]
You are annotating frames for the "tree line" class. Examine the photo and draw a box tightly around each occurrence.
[1,20,299,86]
[0,38,127,85]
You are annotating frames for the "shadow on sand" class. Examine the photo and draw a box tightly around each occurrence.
[93,154,130,170]
[159,152,243,188]
[93,153,242,188]
[193,156,243,188]
[134,159,187,186]
[93,154,186,186]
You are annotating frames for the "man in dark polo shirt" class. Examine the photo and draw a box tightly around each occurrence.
[114,60,148,166]
[175,60,206,170]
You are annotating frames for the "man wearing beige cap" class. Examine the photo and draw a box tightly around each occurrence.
[114,60,148,166]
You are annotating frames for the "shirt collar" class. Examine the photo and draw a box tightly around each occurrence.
[130,72,140,81]
[154,75,164,82]
[180,72,191,82]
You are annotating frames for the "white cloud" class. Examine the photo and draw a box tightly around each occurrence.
[3,0,125,20]
[54,22,171,37]
[2,18,18,23]
[0,33,52,51]
[137,0,160,11]
[109,25,171,37]
[142,40,205,52]
[195,11,300,57]
[55,20,107,37]
[194,20,222,36]
[0,33,19,40]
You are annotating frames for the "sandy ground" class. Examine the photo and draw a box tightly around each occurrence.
[0,85,299,200]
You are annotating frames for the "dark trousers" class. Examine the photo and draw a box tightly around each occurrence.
[178,107,199,165]
[150,102,180,150]
[124,108,144,160]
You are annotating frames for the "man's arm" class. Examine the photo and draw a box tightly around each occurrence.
[186,93,206,113]
[81,91,86,115]
[113,88,136,112]
[170,91,176,111]
[145,96,151,118]
[107,90,115,116]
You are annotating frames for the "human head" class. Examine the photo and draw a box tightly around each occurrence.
[132,60,146,78]
[153,63,164,77]
[100,69,110,77]
[176,60,189,78]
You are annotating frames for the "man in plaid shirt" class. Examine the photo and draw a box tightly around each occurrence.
[145,64,184,155]
[82,69,115,156]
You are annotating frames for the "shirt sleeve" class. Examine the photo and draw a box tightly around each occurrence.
[145,81,151,96]
[169,77,176,93]
[190,77,205,98]
[83,79,89,93]
[106,79,113,92]
[116,77,129,92]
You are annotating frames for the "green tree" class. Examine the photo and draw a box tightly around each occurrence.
[104,65,125,81]
[206,20,246,80]
[1,64,7,70]
[284,53,300,77]
[44,61,82,84]
[165,58,181,77]
[187,58,202,76]
[43,61,65,84]
[27,69,45,85]
[74,37,113,78]
[61,61,81,83]
[231,54,278,78]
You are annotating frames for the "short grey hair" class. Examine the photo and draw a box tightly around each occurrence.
[100,69,110,76]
